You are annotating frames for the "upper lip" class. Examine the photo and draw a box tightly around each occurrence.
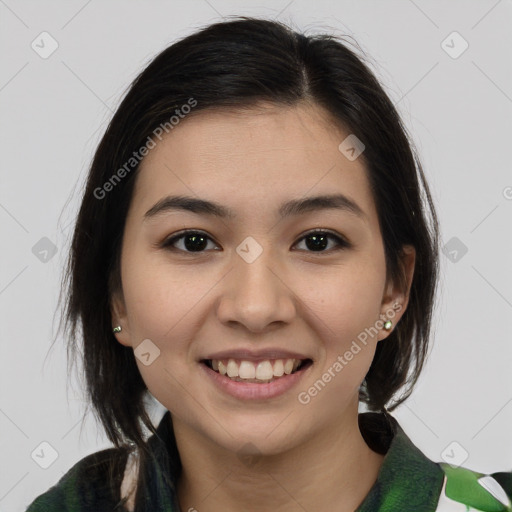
[201,349,312,362]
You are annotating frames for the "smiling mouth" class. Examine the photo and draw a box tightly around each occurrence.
[201,358,313,383]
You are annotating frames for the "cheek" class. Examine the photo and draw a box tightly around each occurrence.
[297,272,383,404]
[121,250,211,341]
[120,256,217,407]
[299,262,385,343]
[122,262,200,408]
[295,262,385,398]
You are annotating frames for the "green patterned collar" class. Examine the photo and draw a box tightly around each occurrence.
[356,411,445,511]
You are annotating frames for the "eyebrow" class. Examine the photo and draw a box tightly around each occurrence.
[144,193,367,221]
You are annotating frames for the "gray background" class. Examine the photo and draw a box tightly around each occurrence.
[1,1,511,510]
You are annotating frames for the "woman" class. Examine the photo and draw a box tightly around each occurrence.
[26,16,512,512]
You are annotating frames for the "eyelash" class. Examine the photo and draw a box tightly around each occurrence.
[160,229,351,254]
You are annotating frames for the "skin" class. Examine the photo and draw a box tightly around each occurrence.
[111,101,415,512]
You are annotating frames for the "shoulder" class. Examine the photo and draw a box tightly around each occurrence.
[359,411,512,512]
[435,463,512,512]
[26,446,129,512]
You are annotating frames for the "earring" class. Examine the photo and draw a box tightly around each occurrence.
[383,320,393,331]
[113,326,122,333]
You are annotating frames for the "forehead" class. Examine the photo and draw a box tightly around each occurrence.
[130,103,377,223]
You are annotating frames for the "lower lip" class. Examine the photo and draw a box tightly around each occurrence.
[199,361,311,400]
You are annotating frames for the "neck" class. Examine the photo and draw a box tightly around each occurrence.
[173,405,384,512]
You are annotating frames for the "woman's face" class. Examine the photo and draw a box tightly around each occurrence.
[112,102,414,456]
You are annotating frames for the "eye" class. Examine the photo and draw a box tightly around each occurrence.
[161,230,219,253]
[293,230,351,252]
[160,229,351,254]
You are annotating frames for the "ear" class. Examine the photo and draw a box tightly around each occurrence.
[110,289,133,347]
[377,245,416,341]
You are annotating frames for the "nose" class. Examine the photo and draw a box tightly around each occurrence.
[216,244,297,333]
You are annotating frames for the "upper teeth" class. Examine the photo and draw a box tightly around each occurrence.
[211,358,303,380]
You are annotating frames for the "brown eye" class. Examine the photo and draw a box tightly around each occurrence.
[162,231,218,253]
[294,230,351,252]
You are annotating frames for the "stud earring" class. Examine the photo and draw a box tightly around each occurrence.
[383,320,393,331]
[113,326,122,333]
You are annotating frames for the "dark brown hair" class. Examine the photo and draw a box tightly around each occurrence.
[59,15,439,496]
